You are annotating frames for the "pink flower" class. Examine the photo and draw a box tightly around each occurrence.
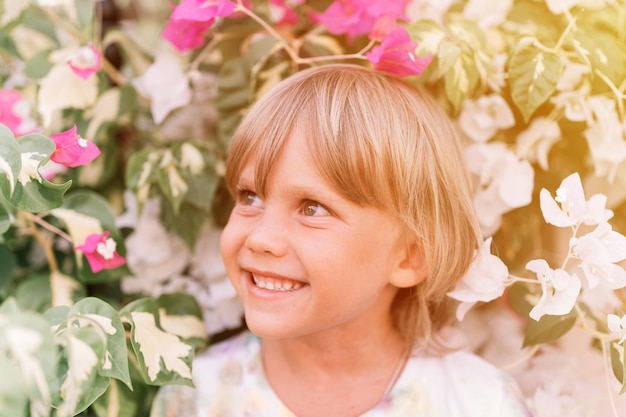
[162,18,211,52]
[369,14,397,41]
[76,231,127,273]
[0,88,38,136]
[366,26,432,76]
[67,45,102,80]
[50,125,101,168]
[269,0,300,26]
[171,0,237,22]
[315,0,410,41]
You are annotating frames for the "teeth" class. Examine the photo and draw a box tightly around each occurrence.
[252,274,302,291]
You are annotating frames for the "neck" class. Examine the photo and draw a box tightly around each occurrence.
[261,313,408,380]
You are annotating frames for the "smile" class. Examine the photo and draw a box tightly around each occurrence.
[252,273,304,291]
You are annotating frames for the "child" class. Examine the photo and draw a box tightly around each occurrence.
[151,64,532,416]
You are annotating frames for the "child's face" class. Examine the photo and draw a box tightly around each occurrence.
[220,131,408,340]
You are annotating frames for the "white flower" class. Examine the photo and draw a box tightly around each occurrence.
[121,197,191,292]
[447,237,509,321]
[458,94,515,143]
[466,143,534,235]
[132,51,192,125]
[607,314,626,344]
[583,96,626,181]
[516,117,561,170]
[556,58,589,91]
[550,88,591,123]
[526,259,581,321]
[539,172,613,228]
[571,222,626,289]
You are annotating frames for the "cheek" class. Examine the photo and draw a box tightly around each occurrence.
[219,217,243,265]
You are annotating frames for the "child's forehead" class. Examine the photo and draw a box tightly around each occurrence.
[237,132,322,182]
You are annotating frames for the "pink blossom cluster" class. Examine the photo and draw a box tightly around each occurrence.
[162,0,237,53]
[49,125,101,168]
[161,0,431,76]
[315,0,432,76]
[67,44,102,80]
[76,231,127,273]
[0,88,38,136]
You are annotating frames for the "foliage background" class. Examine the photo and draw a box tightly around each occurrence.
[1,0,626,416]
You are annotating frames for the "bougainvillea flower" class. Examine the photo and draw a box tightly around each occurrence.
[67,45,102,80]
[315,0,410,41]
[447,237,509,320]
[369,14,397,41]
[171,0,237,22]
[526,259,581,321]
[539,172,613,228]
[607,313,626,344]
[50,125,101,168]
[571,221,626,290]
[269,0,300,26]
[76,231,127,273]
[162,18,211,52]
[0,88,38,136]
[366,26,432,76]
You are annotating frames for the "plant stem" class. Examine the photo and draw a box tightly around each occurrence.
[234,1,373,67]
[23,212,73,243]
[235,1,300,63]
[26,214,59,273]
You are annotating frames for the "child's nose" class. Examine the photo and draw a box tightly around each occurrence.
[244,210,289,257]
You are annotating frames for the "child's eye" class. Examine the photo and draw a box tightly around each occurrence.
[302,201,330,217]
[237,190,264,208]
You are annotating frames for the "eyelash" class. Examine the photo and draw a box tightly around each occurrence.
[235,188,263,207]
[302,200,331,217]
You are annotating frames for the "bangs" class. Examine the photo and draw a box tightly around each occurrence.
[224,67,410,210]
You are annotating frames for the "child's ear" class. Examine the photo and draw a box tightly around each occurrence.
[389,243,428,288]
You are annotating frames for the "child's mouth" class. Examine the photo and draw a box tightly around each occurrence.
[251,273,304,292]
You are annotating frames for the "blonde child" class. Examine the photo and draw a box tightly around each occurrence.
[151,64,532,416]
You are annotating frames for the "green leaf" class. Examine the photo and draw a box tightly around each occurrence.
[0,123,21,198]
[157,163,188,215]
[121,298,194,386]
[53,326,109,417]
[75,0,95,28]
[66,297,131,388]
[62,190,120,233]
[23,49,53,79]
[14,274,52,313]
[162,200,209,249]
[0,201,10,234]
[125,148,159,207]
[0,245,16,291]
[572,28,625,92]
[5,133,72,213]
[522,310,577,347]
[157,293,207,348]
[44,305,71,327]
[91,378,143,417]
[0,301,59,414]
[610,342,626,394]
[508,40,562,122]
[0,356,30,417]
[444,53,479,114]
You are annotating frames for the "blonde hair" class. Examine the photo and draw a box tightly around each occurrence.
[224,64,482,351]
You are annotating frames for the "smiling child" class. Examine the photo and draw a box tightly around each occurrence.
[151,64,533,417]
